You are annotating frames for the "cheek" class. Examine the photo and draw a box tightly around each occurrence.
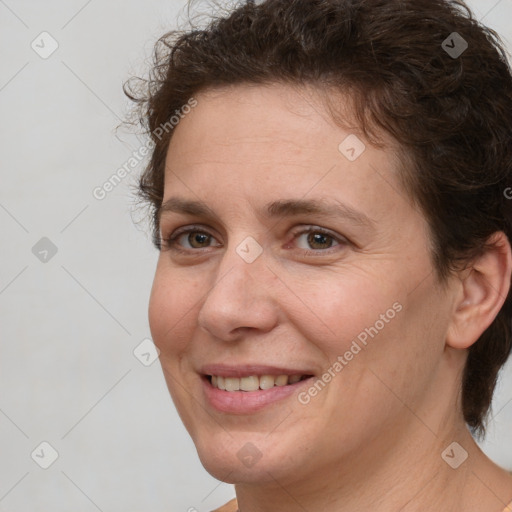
[285,270,400,355]
[285,268,440,411]
[339,278,450,410]
[148,265,202,357]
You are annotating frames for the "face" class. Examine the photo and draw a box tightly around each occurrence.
[148,83,457,489]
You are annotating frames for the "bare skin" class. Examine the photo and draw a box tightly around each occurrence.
[148,83,512,512]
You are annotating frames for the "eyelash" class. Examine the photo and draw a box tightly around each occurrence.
[159,225,347,256]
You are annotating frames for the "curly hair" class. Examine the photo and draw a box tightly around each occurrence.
[124,0,512,436]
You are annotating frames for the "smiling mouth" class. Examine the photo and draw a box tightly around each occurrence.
[206,374,313,392]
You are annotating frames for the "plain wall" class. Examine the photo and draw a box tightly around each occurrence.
[0,0,511,510]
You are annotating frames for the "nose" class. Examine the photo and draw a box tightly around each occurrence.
[197,245,279,341]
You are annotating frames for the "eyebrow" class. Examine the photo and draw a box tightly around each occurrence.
[265,199,375,228]
[157,197,375,229]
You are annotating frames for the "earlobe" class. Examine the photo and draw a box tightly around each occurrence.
[446,231,512,350]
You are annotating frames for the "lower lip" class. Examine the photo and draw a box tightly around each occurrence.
[202,376,314,414]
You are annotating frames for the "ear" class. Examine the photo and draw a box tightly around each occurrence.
[446,231,512,350]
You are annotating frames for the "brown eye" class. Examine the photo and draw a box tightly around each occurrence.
[160,226,222,253]
[294,229,341,251]
[187,232,212,248]
[306,232,334,250]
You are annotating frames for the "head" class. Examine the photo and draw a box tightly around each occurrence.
[126,0,512,484]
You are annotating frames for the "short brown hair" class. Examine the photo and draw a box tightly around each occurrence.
[125,0,512,436]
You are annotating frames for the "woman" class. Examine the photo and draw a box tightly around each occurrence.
[125,0,512,510]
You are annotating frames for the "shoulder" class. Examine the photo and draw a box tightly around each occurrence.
[210,497,238,512]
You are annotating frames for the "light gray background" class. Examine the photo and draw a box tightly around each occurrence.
[0,0,511,510]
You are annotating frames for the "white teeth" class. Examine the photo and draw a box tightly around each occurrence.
[224,377,240,391]
[209,374,306,391]
[240,376,259,391]
[259,375,275,390]
[275,375,289,386]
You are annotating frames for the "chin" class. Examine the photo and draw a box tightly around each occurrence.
[197,448,262,483]
[193,430,304,485]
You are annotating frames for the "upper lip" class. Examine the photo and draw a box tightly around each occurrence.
[200,364,315,378]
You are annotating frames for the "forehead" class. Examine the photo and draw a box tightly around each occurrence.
[168,83,364,159]
[162,83,412,220]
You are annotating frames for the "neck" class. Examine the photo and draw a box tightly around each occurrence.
[235,422,512,512]
[233,356,512,512]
